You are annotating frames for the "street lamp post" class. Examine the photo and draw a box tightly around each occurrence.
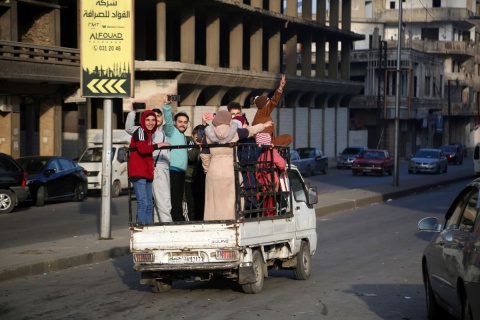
[447,78,459,144]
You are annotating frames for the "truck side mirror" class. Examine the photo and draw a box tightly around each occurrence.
[307,186,318,205]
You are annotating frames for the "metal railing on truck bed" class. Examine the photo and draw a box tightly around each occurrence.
[126,143,293,226]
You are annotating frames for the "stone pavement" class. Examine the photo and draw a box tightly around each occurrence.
[0,167,474,282]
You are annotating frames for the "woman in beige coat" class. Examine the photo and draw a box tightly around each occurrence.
[200,110,272,220]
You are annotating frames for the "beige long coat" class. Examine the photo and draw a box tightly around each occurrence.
[200,123,265,220]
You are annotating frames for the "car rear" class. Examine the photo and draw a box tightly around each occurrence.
[0,153,29,213]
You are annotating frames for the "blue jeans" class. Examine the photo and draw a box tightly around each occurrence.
[132,179,153,224]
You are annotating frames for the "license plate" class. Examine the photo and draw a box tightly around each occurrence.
[363,169,371,172]
[168,255,205,264]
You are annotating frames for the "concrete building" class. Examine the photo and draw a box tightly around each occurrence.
[0,0,364,160]
[349,0,480,155]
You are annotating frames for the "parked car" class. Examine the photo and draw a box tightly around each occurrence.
[336,146,368,169]
[351,149,394,176]
[0,153,29,213]
[295,147,328,175]
[16,156,88,206]
[449,142,467,158]
[290,150,315,176]
[440,145,463,165]
[418,179,480,320]
[408,148,448,174]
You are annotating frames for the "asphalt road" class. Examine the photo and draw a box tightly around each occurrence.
[308,157,473,194]
[0,180,466,320]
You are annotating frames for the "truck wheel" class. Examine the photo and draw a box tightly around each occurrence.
[112,181,121,198]
[241,251,264,294]
[35,186,45,207]
[151,279,172,293]
[0,190,15,213]
[294,241,311,280]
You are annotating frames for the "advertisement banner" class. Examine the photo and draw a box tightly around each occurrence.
[80,0,134,98]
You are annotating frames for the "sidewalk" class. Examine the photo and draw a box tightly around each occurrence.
[0,168,474,282]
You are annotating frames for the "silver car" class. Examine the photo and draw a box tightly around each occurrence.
[418,179,480,320]
[408,148,448,174]
[336,146,367,169]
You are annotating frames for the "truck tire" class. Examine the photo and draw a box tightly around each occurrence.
[294,241,311,280]
[241,251,264,294]
[112,180,121,198]
[0,190,15,213]
[151,279,172,293]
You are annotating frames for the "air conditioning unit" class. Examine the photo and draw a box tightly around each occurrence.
[0,96,12,112]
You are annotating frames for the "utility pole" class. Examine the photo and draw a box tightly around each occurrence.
[393,0,403,186]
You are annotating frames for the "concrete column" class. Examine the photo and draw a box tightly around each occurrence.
[250,20,263,72]
[341,0,351,31]
[328,40,338,79]
[229,16,243,70]
[8,0,18,40]
[39,99,62,156]
[315,34,326,78]
[0,97,20,157]
[268,25,281,73]
[251,0,262,8]
[302,0,312,20]
[330,0,339,29]
[52,7,60,46]
[206,10,220,68]
[301,31,312,77]
[286,0,298,17]
[269,0,281,13]
[180,7,195,64]
[316,0,326,24]
[341,40,350,80]
[285,28,297,76]
[25,102,36,156]
[156,1,166,61]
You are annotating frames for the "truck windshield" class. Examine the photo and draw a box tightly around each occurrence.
[79,147,117,163]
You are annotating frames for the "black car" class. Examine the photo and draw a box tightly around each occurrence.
[0,153,29,213]
[418,179,480,320]
[440,145,464,165]
[449,142,468,158]
[16,156,88,206]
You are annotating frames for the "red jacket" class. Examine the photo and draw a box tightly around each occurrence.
[128,110,158,181]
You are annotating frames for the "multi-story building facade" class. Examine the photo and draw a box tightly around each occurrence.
[350,0,479,155]
[0,0,364,160]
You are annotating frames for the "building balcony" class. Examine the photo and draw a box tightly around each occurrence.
[0,40,80,84]
[382,8,474,28]
[385,40,480,57]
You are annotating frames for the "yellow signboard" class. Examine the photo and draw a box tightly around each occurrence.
[80,0,134,98]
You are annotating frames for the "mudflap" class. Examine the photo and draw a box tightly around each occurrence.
[238,265,255,284]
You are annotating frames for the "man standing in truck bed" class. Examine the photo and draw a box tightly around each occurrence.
[163,96,189,222]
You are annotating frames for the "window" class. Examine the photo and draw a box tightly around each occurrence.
[445,187,478,231]
[288,170,307,203]
[425,76,431,96]
[390,1,395,9]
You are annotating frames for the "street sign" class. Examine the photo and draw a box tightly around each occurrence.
[80,0,134,98]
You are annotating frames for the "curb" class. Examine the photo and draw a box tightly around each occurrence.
[315,174,472,217]
[0,246,130,282]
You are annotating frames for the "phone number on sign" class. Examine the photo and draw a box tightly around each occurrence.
[93,45,122,51]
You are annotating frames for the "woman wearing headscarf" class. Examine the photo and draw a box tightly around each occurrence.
[200,110,272,220]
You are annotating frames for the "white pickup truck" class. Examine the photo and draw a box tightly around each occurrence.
[129,145,318,294]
